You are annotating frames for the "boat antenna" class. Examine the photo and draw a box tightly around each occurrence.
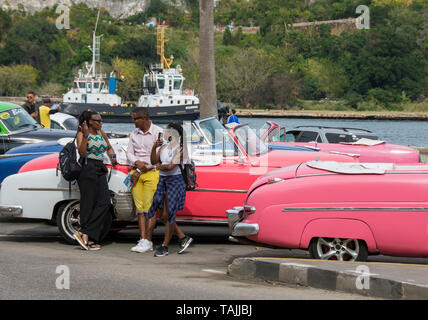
[88,9,102,78]
[94,9,101,34]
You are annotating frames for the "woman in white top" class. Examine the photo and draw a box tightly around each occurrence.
[148,123,193,257]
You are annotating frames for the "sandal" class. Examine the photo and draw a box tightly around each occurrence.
[88,243,101,251]
[73,232,89,250]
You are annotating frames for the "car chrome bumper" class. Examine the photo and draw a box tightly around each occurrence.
[225,206,259,237]
[0,205,23,217]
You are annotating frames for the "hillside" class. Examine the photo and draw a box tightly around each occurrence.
[0,0,426,110]
[0,0,188,18]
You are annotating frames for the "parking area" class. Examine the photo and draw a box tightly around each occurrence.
[1,217,428,300]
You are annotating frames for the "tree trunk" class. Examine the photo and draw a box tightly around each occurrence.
[199,0,218,118]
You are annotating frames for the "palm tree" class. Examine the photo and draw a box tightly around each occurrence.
[199,0,218,118]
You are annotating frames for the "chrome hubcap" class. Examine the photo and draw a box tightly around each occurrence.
[64,201,81,237]
[316,237,359,261]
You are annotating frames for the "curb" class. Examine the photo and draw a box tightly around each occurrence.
[227,258,428,299]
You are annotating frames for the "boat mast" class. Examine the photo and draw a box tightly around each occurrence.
[156,23,173,69]
[87,9,102,79]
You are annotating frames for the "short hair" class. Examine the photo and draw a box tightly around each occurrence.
[231,109,236,114]
[27,92,36,96]
[133,107,149,119]
[42,98,51,104]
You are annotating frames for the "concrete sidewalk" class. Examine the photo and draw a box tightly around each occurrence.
[228,257,428,299]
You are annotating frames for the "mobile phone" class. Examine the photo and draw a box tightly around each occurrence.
[158,132,163,141]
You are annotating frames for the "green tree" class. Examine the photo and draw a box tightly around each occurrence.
[0,65,39,96]
[111,57,145,102]
[223,26,233,45]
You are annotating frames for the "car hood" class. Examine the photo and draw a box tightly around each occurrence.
[252,149,356,168]
[277,141,419,163]
[6,141,63,154]
[12,128,76,140]
[246,163,302,197]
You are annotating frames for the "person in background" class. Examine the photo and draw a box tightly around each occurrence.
[227,109,240,124]
[73,110,117,251]
[126,107,163,253]
[38,98,61,128]
[221,113,229,127]
[22,92,39,121]
[147,122,193,257]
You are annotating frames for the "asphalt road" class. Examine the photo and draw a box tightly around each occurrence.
[5,217,428,301]
[0,217,382,301]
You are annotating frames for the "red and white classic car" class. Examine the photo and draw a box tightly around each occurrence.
[227,160,428,261]
[0,118,356,243]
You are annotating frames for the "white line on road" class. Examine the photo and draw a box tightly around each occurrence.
[202,269,227,275]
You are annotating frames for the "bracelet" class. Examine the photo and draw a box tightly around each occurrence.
[136,168,142,174]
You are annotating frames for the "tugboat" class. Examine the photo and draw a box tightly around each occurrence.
[61,10,129,122]
[61,16,200,123]
[137,23,200,121]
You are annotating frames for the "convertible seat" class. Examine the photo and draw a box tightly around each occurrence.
[340,138,385,146]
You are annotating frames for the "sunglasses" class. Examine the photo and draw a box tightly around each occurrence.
[90,119,103,123]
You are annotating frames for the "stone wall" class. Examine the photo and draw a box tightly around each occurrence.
[289,18,357,35]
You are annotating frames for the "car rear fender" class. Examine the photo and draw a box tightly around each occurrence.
[299,218,378,253]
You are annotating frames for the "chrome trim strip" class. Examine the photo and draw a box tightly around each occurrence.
[297,173,337,178]
[192,188,248,193]
[282,207,428,212]
[297,172,428,179]
[0,205,23,217]
[176,218,228,225]
[18,188,79,192]
[0,152,52,159]
[329,151,360,158]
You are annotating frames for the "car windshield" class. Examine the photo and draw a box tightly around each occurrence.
[194,118,242,158]
[325,133,358,143]
[0,108,39,133]
[198,118,228,145]
[234,124,269,156]
[63,118,79,131]
[258,122,271,139]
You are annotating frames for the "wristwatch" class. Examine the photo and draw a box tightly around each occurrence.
[136,168,142,174]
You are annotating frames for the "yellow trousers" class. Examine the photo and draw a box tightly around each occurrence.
[130,169,159,214]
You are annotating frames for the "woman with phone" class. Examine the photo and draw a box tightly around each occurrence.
[148,122,193,257]
[73,110,117,251]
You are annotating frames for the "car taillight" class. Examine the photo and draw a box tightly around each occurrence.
[244,205,256,215]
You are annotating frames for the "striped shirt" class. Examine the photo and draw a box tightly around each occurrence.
[87,133,108,161]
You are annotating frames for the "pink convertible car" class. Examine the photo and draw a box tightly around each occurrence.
[261,121,420,164]
[227,160,428,261]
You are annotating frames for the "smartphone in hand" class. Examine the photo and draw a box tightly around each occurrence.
[158,132,163,141]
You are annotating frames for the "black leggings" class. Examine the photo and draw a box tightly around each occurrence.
[77,159,111,243]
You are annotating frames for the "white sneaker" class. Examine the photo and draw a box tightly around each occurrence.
[131,239,153,253]
[143,239,153,252]
[131,239,146,252]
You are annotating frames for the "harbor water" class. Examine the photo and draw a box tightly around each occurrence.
[102,117,428,147]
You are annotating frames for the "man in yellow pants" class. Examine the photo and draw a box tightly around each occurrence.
[126,107,163,253]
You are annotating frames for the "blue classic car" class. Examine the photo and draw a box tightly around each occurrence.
[0,102,76,154]
[0,141,64,184]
